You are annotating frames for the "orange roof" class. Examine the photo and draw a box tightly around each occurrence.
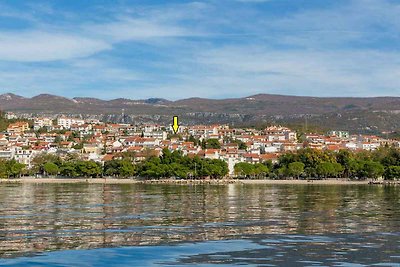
[260,154,279,160]
[127,146,143,151]
[243,153,259,158]
[205,149,219,154]
[102,154,115,161]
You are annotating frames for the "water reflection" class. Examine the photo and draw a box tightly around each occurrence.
[0,183,399,259]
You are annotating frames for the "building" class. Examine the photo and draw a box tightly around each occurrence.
[327,130,350,139]
[57,117,85,129]
[34,117,53,130]
[7,122,30,134]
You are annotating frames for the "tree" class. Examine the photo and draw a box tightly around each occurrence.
[60,162,78,177]
[204,139,221,149]
[277,166,289,178]
[76,161,102,178]
[336,150,355,178]
[384,166,400,180]
[253,163,269,178]
[207,159,228,178]
[332,162,344,177]
[32,154,61,174]
[361,161,384,179]
[187,135,199,146]
[54,135,62,144]
[0,160,8,178]
[104,160,119,176]
[119,160,135,177]
[288,162,305,179]
[316,162,336,178]
[228,139,247,150]
[73,143,83,150]
[234,162,254,177]
[43,162,59,176]
[4,160,25,178]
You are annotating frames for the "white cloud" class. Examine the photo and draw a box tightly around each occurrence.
[86,18,191,43]
[0,31,111,62]
[0,2,204,62]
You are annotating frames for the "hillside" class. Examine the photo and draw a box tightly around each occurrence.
[1,93,399,133]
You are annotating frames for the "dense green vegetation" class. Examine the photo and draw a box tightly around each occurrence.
[2,142,400,180]
[234,162,269,178]
[137,149,228,178]
[0,148,228,179]
[258,147,400,180]
[0,111,32,132]
[0,159,25,178]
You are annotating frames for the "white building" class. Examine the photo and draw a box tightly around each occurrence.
[143,131,167,140]
[34,117,53,130]
[57,117,85,129]
[14,148,37,168]
[328,130,350,139]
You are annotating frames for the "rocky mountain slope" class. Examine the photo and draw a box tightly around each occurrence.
[1,93,399,133]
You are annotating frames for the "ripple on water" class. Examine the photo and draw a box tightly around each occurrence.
[0,183,398,266]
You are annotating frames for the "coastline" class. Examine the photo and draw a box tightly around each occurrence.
[0,177,389,185]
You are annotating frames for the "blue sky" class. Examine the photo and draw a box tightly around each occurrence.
[0,0,399,100]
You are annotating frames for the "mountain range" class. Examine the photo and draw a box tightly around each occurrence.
[1,93,400,134]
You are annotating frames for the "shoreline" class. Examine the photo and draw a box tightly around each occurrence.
[0,178,394,185]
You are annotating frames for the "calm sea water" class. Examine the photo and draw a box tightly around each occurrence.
[0,183,399,266]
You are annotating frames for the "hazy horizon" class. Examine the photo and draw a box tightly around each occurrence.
[1,91,400,101]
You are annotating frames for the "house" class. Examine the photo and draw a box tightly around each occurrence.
[83,143,102,154]
[327,130,350,139]
[57,117,85,129]
[243,153,260,163]
[0,149,13,160]
[34,117,53,130]
[14,148,37,168]
[260,153,279,163]
[7,122,29,134]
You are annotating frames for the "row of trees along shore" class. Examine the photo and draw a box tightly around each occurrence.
[1,146,400,180]
[0,148,228,179]
[235,146,400,180]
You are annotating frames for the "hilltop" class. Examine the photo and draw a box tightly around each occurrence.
[1,93,400,133]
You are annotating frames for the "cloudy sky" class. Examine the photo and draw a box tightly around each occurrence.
[0,0,399,99]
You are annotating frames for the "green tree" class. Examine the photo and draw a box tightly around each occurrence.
[316,162,337,178]
[204,139,221,149]
[43,162,59,176]
[253,163,269,178]
[360,161,384,179]
[32,154,61,174]
[60,162,78,177]
[76,161,102,178]
[384,166,400,180]
[118,160,135,177]
[187,135,199,146]
[0,160,7,178]
[336,150,355,178]
[4,160,25,178]
[54,135,62,144]
[234,162,254,177]
[288,162,305,179]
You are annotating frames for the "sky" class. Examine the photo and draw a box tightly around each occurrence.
[0,0,399,100]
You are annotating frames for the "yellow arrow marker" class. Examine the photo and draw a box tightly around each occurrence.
[172,116,179,134]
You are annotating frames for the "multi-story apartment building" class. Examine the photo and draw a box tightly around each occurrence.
[6,122,30,134]
[57,117,85,129]
[34,117,53,130]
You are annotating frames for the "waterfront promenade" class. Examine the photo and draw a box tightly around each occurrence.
[0,177,376,185]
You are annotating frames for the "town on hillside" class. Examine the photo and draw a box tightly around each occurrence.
[1,111,399,179]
